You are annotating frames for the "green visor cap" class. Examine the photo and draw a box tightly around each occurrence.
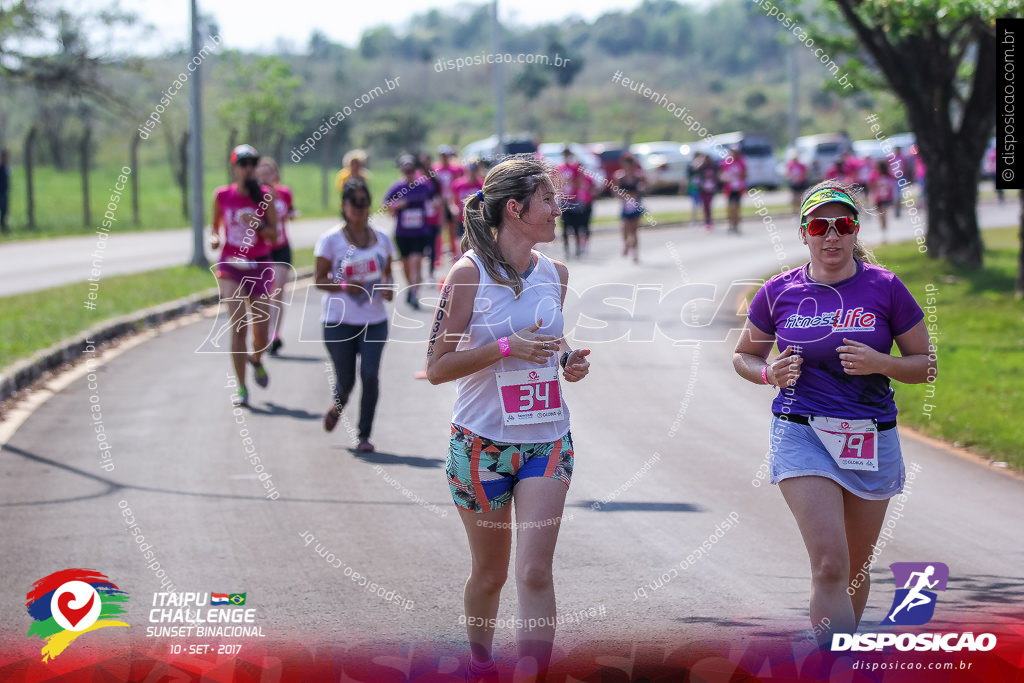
[800,188,858,220]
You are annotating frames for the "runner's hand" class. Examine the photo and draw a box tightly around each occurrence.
[837,338,883,375]
[208,232,220,250]
[509,320,560,365]
[562,349,591,382]
[345,280,368,299]
[770,345,802,387]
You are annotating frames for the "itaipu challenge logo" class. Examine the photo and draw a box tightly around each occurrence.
[25,569,130,661]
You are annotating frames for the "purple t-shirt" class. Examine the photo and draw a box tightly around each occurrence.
[384,179,436,237]
[748,261,924,420]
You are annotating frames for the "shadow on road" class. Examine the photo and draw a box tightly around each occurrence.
[572,500,703,513]
[264,354,323,363]
[676,615,771,628]
[349,450,445,468]
[938,573,1024,611]
[0,443,438,506]
[248,402,321,420]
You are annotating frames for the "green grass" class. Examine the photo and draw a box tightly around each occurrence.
[880,227,1024,468]
[0,161,394,240]
[0,248,314,371]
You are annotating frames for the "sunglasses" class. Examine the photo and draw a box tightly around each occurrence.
[802,215,859,236]
[346,196,371,209]
[236,158,258,168]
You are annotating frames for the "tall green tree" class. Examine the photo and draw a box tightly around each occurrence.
[0,1,44,77]
[807,0,1011,267]
[218,53,303,162]
[363,109,428,158]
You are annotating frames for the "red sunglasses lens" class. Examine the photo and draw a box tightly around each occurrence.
[806,216,857,235]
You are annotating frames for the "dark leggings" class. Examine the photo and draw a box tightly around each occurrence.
[700,191,714,225]
[323,320,388,440]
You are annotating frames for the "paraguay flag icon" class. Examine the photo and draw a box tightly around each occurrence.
[883,562,949,626]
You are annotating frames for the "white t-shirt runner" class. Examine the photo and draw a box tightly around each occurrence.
[313,225,394,325]
[451,250,571,443]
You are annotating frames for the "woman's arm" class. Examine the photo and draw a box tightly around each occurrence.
[314,256,343,293]
[209,196,223,249]
[425,260,559,385]
[259,187,279,244]
[552,260,590,382]
[378,251,395,302]
[837,319,936,384]
[733,318,802,388]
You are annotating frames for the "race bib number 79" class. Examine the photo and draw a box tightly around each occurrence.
[809,416,879,471]
[495,367,563,426]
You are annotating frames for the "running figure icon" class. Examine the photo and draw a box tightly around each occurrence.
[887,565,938,622]
[882,562,949,626]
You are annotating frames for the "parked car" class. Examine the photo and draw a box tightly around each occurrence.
[699,131,781,189]
[628,141,692,194]
[588,142,626,195]
[537,142,606,191]
[792,132,853,183]
[460,134,538,165]
[852,138,888,163]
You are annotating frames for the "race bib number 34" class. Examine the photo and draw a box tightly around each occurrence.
[495,367,563,425]
[809,416,879,471]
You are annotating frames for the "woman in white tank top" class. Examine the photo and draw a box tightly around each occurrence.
[425,158,592,681]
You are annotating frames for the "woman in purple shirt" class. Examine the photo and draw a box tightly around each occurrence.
[385,154,437,310]
[733,181,935,645]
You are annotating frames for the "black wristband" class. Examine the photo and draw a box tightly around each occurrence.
[560,351,571,369]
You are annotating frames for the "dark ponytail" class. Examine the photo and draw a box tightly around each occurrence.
[243,177,263,205]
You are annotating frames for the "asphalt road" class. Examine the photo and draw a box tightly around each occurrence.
[1,202,1022,679]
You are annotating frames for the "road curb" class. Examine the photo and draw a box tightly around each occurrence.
[0,267,315,403]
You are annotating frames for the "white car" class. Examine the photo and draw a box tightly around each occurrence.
[852,139,888,163]
[460,134,539,165]
[628,141,692,194]
[537,142,606,192]
[792,133,853,183]
[698,132,781,189]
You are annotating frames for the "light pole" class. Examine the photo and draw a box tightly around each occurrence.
[492,0,504,158]
[188,0,207,268]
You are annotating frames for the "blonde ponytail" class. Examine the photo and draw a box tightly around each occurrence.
[461,157,556,298]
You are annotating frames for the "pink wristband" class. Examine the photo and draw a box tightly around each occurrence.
[498,337,511,357]
[761,365,774,386]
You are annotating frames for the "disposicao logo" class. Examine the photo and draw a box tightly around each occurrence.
[26,569,130,661]
[831,562,997,652]
[884,562,948,625]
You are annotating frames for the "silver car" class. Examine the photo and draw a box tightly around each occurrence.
[628,141,693,194]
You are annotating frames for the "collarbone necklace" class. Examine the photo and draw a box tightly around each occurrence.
[345,225,372,249]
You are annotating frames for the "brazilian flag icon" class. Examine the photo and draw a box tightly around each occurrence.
[228,593,246,605]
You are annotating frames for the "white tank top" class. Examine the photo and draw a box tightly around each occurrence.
[451,249,571,443]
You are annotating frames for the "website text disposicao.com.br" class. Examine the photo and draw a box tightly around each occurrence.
[434,51,570,73]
